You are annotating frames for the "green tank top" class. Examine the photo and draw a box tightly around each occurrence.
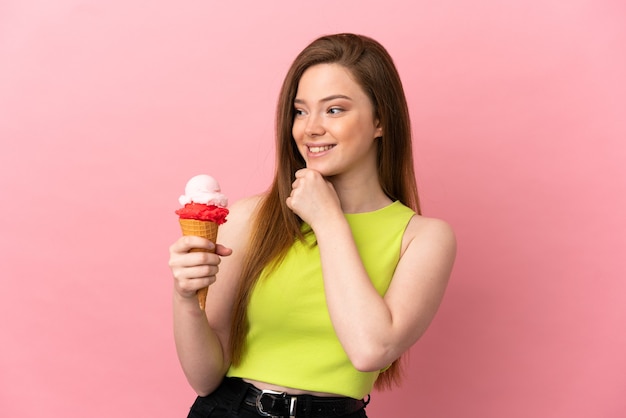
[227,201,415,399]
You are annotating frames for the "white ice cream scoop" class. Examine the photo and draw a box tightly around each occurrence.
[178,174,228,207]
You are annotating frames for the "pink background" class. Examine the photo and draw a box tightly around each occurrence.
[1,1,625,416]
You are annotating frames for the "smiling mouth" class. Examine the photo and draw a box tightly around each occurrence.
[308,145,335,153]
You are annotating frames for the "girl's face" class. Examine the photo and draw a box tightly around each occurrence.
[292,63,382,179]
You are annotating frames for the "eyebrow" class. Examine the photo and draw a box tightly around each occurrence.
[293,94,353,104]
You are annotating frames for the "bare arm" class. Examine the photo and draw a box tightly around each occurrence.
[169,196,259,395]
[314,214,456,371]
[286,169,456,371]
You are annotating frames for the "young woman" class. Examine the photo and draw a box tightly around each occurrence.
[169,33,456,418]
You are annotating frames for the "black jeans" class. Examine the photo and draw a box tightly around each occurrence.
[188,377,368,418]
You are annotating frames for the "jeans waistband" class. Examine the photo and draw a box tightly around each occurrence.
[223,377,368,418]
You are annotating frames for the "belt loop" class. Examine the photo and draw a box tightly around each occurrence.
[289,396,297,418]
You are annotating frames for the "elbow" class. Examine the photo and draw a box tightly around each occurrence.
[196,389,211,398]
[348,345,394,373]
[192,383,213,398]
[189,377,222,398]
[352,360,382,373]
[193,382,218,398]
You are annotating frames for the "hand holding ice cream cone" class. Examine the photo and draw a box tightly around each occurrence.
[175,174,229,310]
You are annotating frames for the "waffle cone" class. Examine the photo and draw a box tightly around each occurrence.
[179,218,219,310]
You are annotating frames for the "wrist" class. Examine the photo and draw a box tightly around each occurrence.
[311,211,348,237]
[173,288,203,310]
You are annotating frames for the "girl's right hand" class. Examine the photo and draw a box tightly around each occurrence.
[168,236,232,300]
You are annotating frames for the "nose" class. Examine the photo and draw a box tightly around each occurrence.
[304,112,325,137]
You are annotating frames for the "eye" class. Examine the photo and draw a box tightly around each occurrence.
[294,108,306,117]
[328,107,343,115]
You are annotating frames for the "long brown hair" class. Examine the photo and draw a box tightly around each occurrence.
[229,33,421,391]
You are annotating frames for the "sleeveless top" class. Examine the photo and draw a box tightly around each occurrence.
[226,201,415,399]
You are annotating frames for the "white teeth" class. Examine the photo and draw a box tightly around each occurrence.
[309,145,334,153]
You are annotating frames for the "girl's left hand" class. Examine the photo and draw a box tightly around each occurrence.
[286,168,342,228]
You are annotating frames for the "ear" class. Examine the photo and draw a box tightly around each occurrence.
[374,119,383,139]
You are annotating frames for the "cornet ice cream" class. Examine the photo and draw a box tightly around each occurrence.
[175,174,229,310]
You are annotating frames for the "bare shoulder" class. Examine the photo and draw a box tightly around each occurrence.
[401,215,457,261]
[232,194,264,215]
[217,194,264,247]
[389,214,456,307]
[225,194,264,225]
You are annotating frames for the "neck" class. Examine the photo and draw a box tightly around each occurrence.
[328,172,392,214]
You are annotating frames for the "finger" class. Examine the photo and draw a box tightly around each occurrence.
[296,168,323,179]
[171,261,220,285]
[174,276,216,296]
[170,236,214,254]
[215,244,233,256]
[294,168,310,179]
[184,235,215,252]
[182,264,220,280]
[187,251,222,266]
[169,250,219,272]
